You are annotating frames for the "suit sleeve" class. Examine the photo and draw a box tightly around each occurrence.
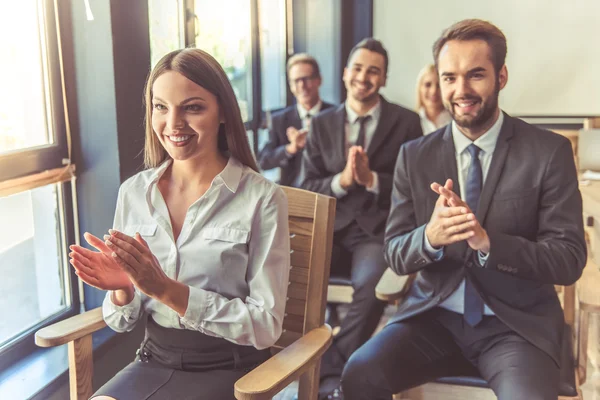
[384,144,442,276]
[484,139,587,285]
[377,114,424,208]
[300,118,336,196]
[257,115,293,171]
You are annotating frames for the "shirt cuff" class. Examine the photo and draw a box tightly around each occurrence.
[478,250,489,266]
[102,289,142,321]
[330,173,349,198]
[284,147,295,159]
[423,226,444,261]
[366,172,379,194]
[179,285,211,330]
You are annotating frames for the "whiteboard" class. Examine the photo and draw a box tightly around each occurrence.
[374,0,600,116]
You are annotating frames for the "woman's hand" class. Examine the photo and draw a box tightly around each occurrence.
[105,230,171,299]
[69,232,133,292]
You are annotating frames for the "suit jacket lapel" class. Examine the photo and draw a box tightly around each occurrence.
[289,107,302,130]
[332,104,347,165]
[441,125,461,196]
[367,98,399,158]
[476,113,515,224]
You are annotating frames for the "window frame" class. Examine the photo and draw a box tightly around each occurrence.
[182,0,267,156]
[0,0,80,371]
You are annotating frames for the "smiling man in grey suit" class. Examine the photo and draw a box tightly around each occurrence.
[301,38,422,399]
[341,19,587,400]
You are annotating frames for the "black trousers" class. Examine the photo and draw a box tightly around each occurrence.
[93,317,269,400]
[320,222,388,388]
[341,308,559,400]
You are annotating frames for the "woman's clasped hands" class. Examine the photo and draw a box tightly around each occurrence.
[69,230,169,299]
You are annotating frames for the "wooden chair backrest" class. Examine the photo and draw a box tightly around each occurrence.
[274,186,336,349]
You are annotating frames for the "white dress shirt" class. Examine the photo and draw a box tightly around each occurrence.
[297,100,323,130]
[419,108,452,135]
[102,157,290,350]
[424,111,505,315]
[330,100,382,197]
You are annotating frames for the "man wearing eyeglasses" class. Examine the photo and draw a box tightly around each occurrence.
[258,54,334,187]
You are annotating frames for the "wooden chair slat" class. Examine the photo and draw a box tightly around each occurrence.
[290,233,312,253]
[282,187,318,219]
[287,282,308,301]
[283,314,305,333]
[285,298,307,317]
[289,217,314,237]
[291,249,311,269]
[289,267,309,285]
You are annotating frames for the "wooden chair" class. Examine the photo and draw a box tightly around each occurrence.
[35,186,337,400]
[375,226,600,400]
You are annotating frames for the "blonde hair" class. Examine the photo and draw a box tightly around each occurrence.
[415,64,437,111]
[286,53,321,79]
[143,48,258,171]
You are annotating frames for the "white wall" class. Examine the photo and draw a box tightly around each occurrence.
[374,0,600,116]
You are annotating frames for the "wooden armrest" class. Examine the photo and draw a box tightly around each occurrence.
[35,307,107,347]
[579,257,600,313]
[375,268,413,303]
[234,324,332,400]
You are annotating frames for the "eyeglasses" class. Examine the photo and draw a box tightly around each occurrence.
[289,75,317,86]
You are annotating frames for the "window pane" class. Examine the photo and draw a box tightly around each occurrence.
[148,0,183,67]
[0,184,68,348]
[259,0,287,111]
[0,1,53,155]
[194,0,253,122]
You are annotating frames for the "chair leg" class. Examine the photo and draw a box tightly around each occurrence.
[298,363,320,400]
[68,334,94,400]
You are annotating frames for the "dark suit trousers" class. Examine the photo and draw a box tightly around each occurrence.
[341,308,559,400]
[320,222,388,383]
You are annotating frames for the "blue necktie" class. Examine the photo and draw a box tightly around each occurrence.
[464,144,484,327]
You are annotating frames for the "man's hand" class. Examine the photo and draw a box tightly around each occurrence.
[352,146,374,188]
[430,181,491,253]
[285,127,308,154]
[339,147,357,189]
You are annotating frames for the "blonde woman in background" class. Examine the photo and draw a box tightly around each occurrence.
[416,64,451,134]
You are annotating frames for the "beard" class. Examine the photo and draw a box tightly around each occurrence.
[446,82,500,131]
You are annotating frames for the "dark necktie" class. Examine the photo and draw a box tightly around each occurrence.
[464,144,484,327]
[355,115,371,148]
[303,113,312,131]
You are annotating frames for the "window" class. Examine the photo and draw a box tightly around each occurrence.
[0,0,78,370]
[148,1,290,159]
[193,0,254,123]
[148,0,185,67]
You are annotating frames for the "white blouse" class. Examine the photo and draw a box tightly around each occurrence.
[102,157,290,350]
[419,108,452,135]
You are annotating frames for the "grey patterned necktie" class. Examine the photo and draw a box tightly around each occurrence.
[464,144,484,327]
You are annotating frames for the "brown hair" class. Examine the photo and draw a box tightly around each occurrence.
[143,48,258,171]
[347,38,389,75]
[432,19,507,73]
[286,53,321,79]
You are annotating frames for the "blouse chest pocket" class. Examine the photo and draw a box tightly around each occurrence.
[200,227,250,271]
[122,223,158,238]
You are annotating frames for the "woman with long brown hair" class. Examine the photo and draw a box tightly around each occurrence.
[69,48,290,399]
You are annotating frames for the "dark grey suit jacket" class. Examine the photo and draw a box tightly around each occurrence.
[258,102,335,187]
[301,97,423,238]
[385,113,587,366]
